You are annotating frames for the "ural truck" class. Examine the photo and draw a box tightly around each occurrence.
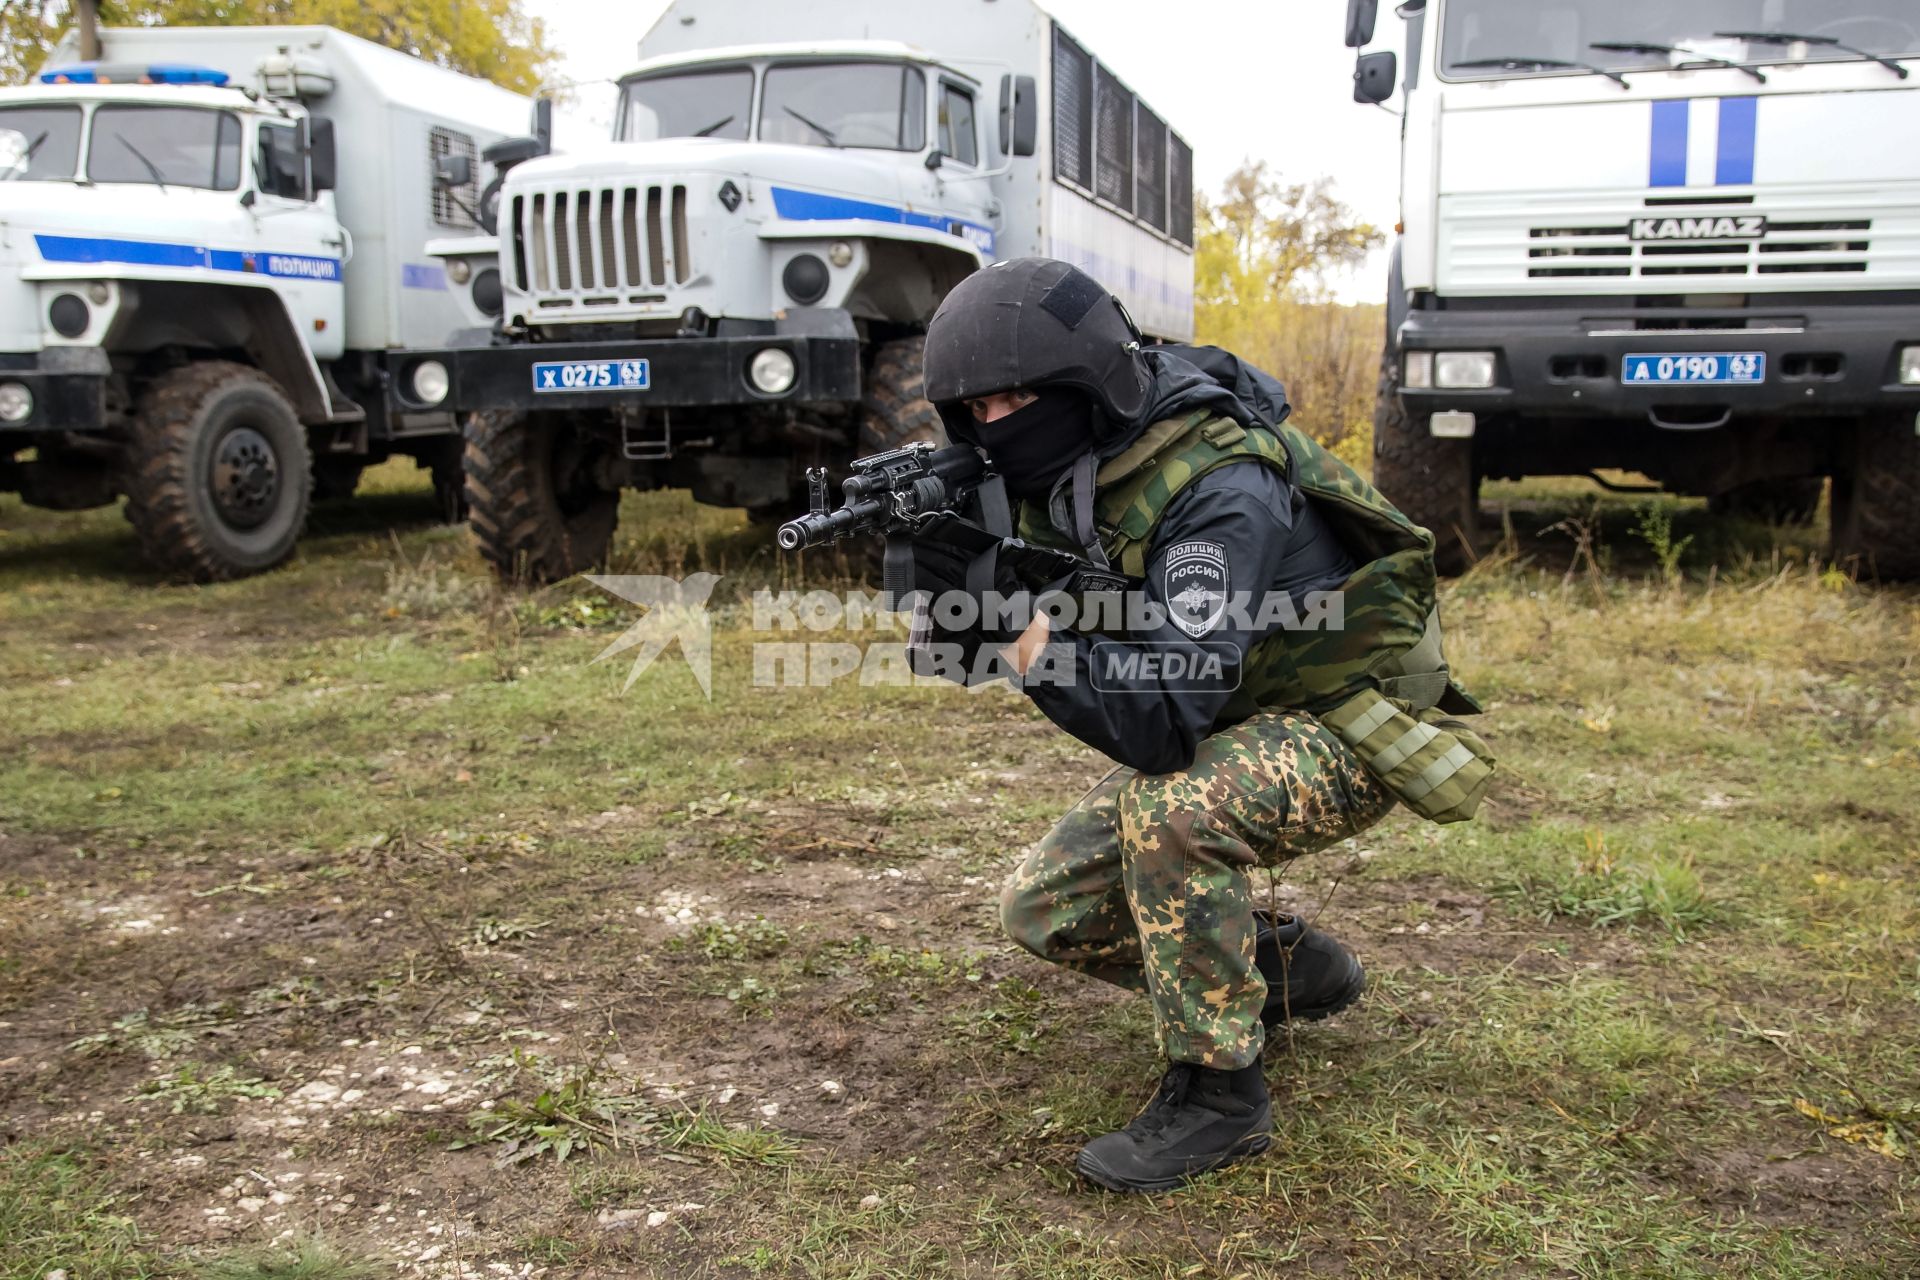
[1346,0,1920,575]
[0,26,528,580]
[404,0,1195,583]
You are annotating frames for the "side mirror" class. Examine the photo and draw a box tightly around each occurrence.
[1345,0,1379,47]
[999,73,1037,156]
[1353,51,1397,103]
[435,153,473,189]
[532,96,553,155]
[925,149,945,170]
[310,118,336,191]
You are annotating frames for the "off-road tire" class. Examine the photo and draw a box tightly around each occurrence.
[860,336,947,454]
[464,409,618,584]
[311,458,364,503]
[1709,477,1824,525]
[1370,345,1477,574]
[121,360,311,582]
[1831,414,1920,580]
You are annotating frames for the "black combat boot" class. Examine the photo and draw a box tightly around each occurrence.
[1254,909,1366,1032]
[1075,1061,1272,1193]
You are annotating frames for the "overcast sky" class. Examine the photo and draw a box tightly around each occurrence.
[521,0,1410,302]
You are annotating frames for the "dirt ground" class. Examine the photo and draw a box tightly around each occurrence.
[3,474,1918,1278]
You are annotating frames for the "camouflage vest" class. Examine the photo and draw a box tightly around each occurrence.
[1019,410,1476,717]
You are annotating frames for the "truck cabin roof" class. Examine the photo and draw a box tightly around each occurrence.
[620,39,978,86]
[0,81,282,117]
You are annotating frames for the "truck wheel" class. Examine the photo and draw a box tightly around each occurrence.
[465,409,618,584]
[311,458,364,503]
[1370,345,1477,574]
[860,336,947,454]
[1831,415,1920,579]
[121,361,311,582]
[1709,478,1824,525]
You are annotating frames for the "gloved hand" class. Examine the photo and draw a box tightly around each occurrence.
[910,535,973,597]
[909,534,1037,645]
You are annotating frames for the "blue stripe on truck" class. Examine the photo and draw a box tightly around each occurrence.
[1715,96,1757,185]
[767,186,995,255]
[34,234,343,281]
[1648,100,1689,187]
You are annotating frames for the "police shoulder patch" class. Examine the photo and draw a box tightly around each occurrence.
[1163,539,1229,638]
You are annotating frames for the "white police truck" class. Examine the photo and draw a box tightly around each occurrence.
[1347,0,1920,575]
[408,0,1195,582]
[0,26,528,580]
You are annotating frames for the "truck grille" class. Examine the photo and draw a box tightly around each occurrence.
[1435,185,1909,294]
[1527,215,1871,280]
[508,184,691,305]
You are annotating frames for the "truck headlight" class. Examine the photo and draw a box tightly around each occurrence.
[472,268,503,317]
[1404,350,1433,389]
[410,359,450,406]
[446,257,472,285]
[0,381,33,423]
[1434,351,1497,389]
[782,253,830,306]
[749,347,796,395]
[48,292,89,338]
[1901,345,1920,385]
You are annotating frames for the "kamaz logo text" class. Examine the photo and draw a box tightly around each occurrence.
[1629,215,1766,241]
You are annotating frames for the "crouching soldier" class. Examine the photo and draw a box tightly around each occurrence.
[910,258,1494,1192]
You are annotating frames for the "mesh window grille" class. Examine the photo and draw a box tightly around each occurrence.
[1051,26,1094,190]
[1168,133,1194,247]
[429,126,479,230]
[1135,106,1167,232]
[1094,64,1133,212]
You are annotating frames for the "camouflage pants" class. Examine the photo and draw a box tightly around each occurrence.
[1000,708,1397,1069]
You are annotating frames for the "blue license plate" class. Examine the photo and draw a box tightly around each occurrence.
[531,358,650,394]
[1621,352,1764,385]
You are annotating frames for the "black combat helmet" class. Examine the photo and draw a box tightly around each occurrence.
[923,257,1151,443]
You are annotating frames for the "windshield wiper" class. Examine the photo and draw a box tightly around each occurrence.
[117,135,168,192]
[1715,30,1909,79]
[1451,56,1630,88]
[1591,40,1766,83]
[691,114,735,138]
[782,106,840,147]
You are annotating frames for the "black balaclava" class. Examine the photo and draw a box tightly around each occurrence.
[966,388,1098,498]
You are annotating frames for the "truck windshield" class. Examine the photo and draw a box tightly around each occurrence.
[759,62,926,151]
[0,105,83,180]
[1441,0,1920,77]
[87,105,242,190]
[620,68,753,142]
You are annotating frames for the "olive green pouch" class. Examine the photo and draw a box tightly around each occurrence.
[1322,688,1497,825]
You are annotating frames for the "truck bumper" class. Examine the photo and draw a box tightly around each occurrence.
[388,314,863,417]
[0,349,110,435]
[1396,297,1920,427]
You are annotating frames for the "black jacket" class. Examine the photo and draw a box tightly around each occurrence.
[919,348,1355,775]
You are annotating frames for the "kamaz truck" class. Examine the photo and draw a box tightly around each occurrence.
[403,0,1196,583]
[0,26,528,580]
[1346,0,1920,575]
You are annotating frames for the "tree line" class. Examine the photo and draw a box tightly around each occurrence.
[0,0,554,92]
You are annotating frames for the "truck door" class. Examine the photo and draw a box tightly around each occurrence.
[247,117,346,361]
[920,78,997,259]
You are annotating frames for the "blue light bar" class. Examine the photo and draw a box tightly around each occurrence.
[39,61,230,86]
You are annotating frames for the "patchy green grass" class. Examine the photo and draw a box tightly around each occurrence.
[196,1235,384,1280]
[0,465,1917,1275]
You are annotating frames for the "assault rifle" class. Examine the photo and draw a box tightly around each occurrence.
[776,441,1134,605]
